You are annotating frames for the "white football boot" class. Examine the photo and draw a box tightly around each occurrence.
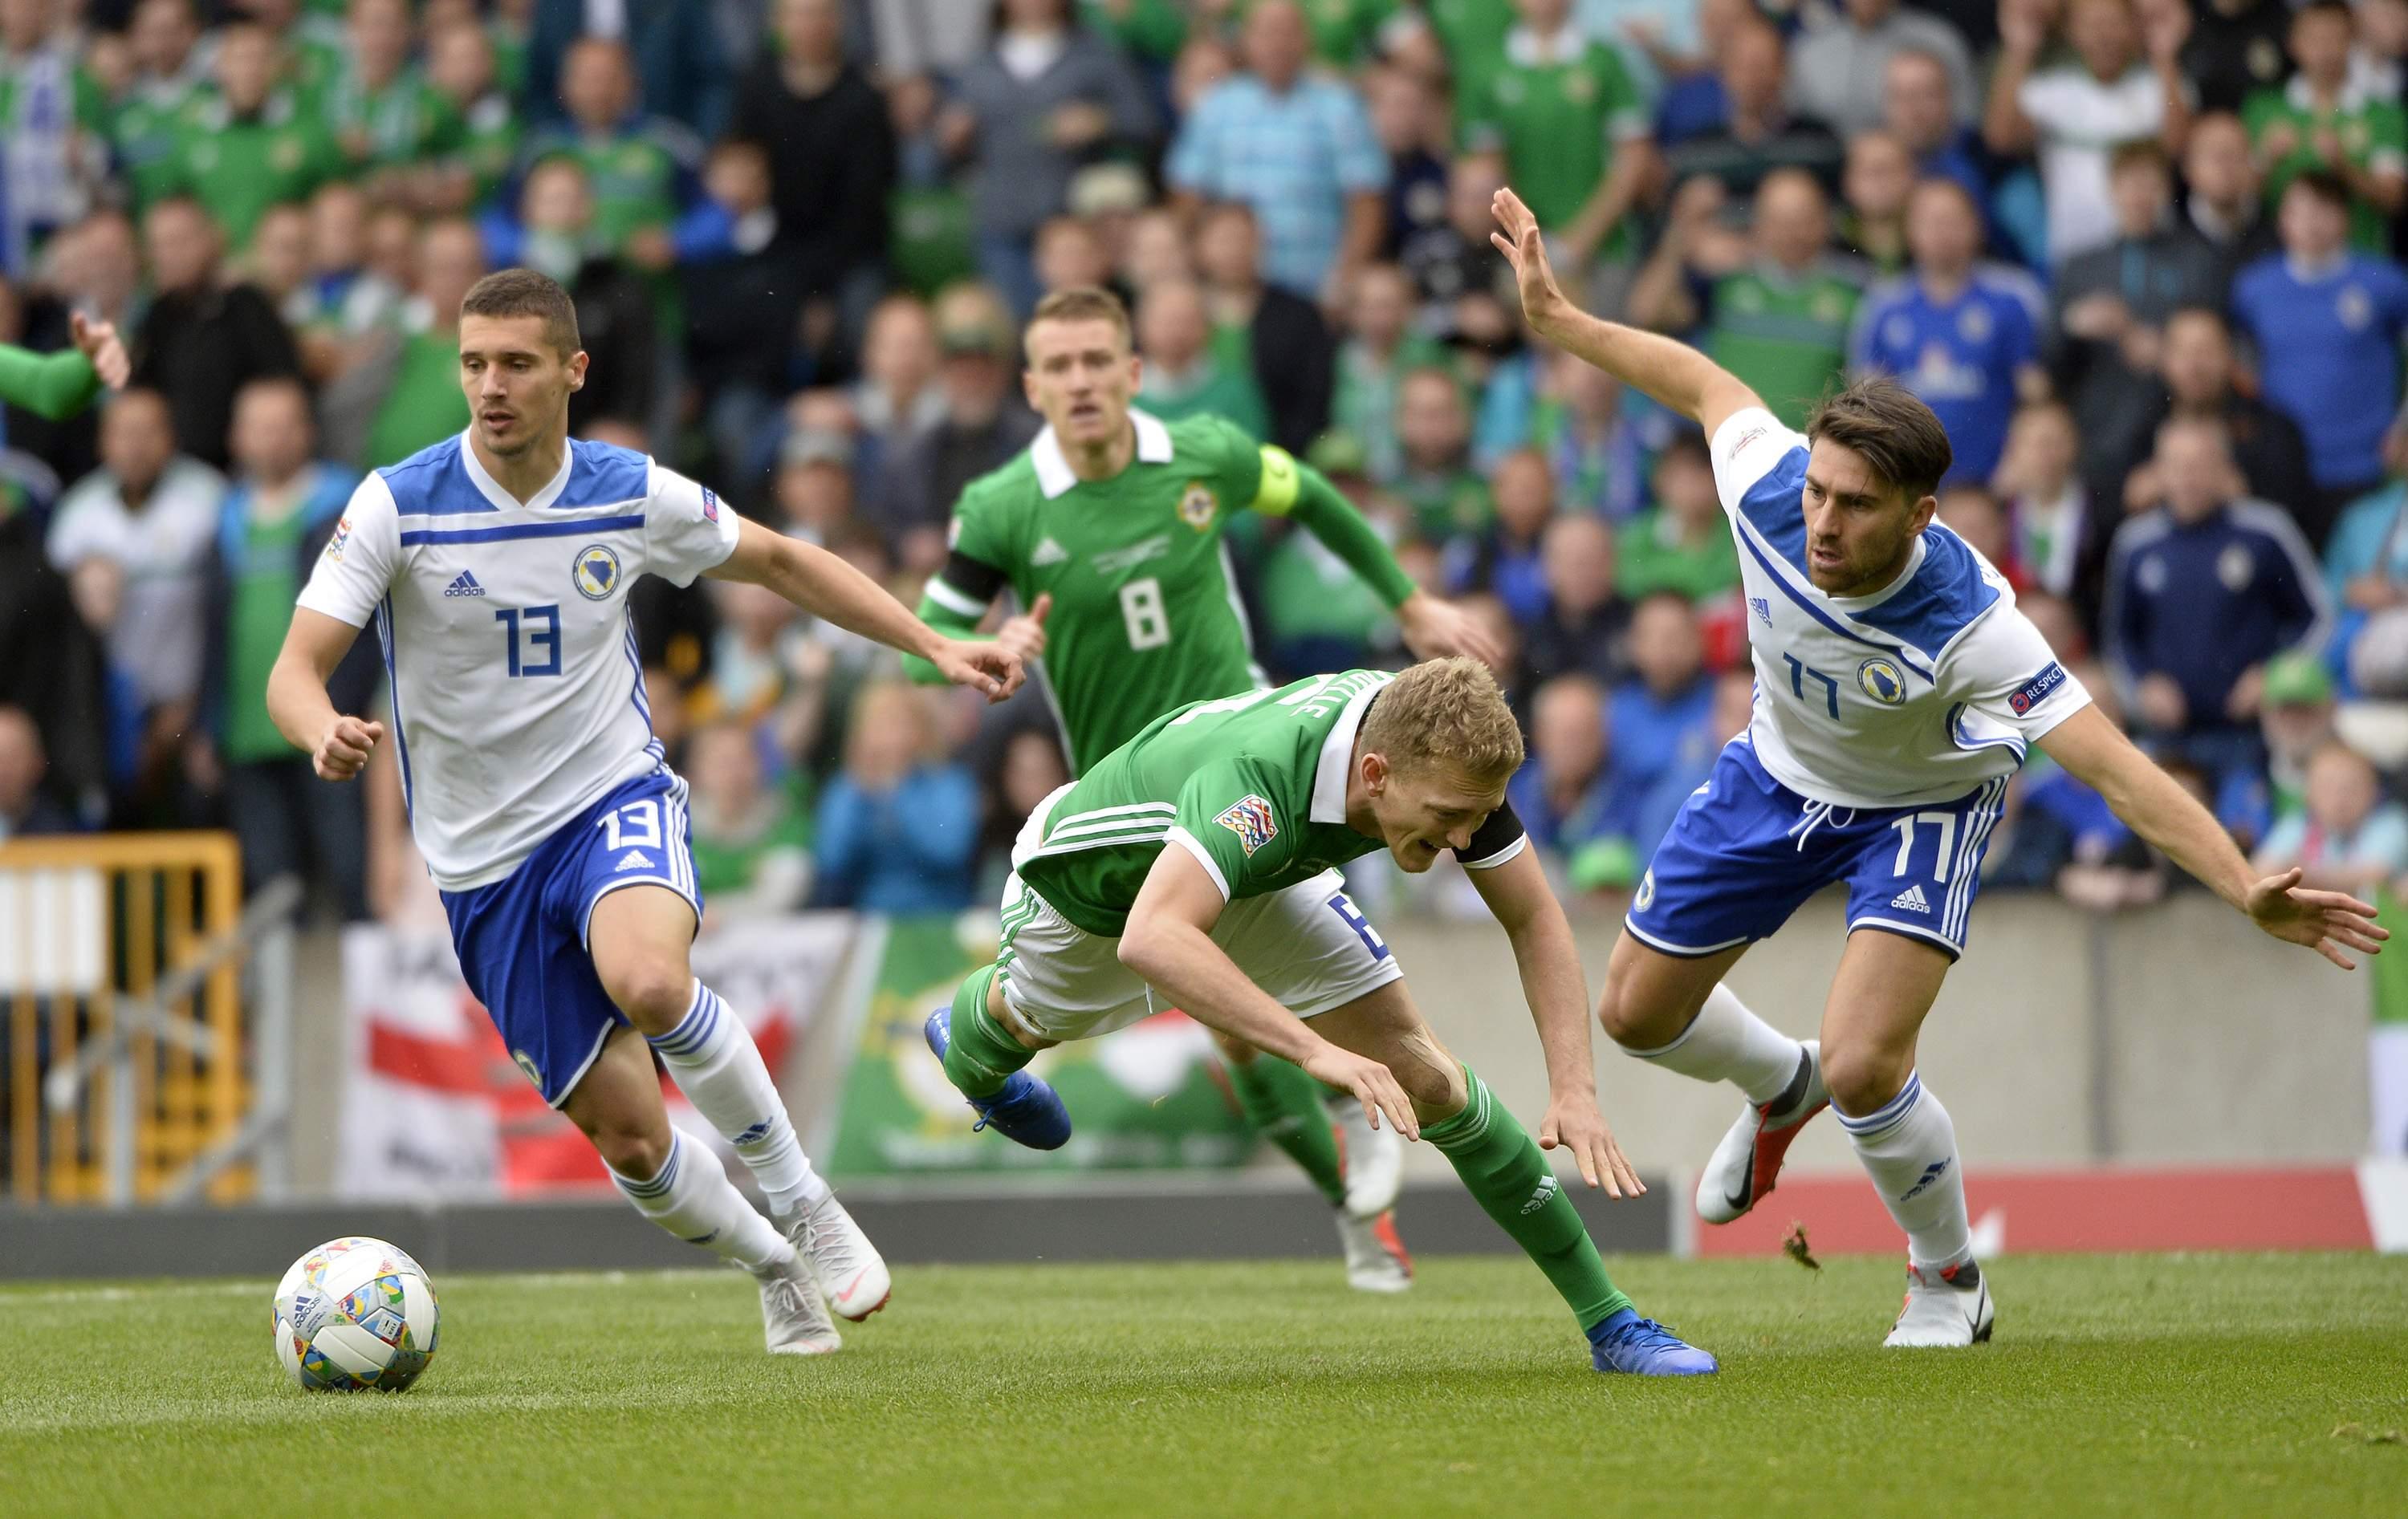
[1697,1042,1828,1225]
[1335,1208,1414,1293]
[755,1257,842,1355]
[784,1190,893,1322]
[1331,1088,1405,1219]
[1884,1259,1995,1347]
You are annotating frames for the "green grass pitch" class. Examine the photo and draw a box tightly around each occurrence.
[5,1252,2404,1517]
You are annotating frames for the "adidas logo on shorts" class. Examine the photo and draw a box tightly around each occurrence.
[616,849,655,871]
[1889,883,1932,915]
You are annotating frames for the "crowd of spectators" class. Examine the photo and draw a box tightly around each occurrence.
[2,0,2406,941]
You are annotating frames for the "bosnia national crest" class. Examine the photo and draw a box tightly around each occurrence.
[1213,794,1278,856]
[1178,481,1218,531]
[1856,657,1908,707]
[572,542,622,600]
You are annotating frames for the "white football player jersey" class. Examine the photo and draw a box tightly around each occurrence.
[1710,408,2090,809]
[297,431,738,889]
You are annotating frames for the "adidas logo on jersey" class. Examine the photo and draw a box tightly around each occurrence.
[1031,537,1069,567]
[615,850,655,871]
[444,571,486,598]
[1750,597,1771,626]
[1889,883,1932,914]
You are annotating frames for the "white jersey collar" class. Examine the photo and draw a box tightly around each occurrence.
[460,428,575,512]
[1310,678,1386,824]
[1030,408,1173,499]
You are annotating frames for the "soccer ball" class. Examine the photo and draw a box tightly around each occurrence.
[271,1236,441,1391]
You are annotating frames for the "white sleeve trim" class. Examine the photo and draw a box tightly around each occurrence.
[1709,407,1807,519]
[1458,833,1529,871]
[1164,826,1231,900]
[923,576,990,618]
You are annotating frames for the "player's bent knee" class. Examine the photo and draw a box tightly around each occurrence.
[600,960,695,1036]
[576,1110,671,1178]
[1820,1043,1911,1118]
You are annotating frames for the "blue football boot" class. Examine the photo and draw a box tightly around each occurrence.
[922,1007,1072,1150]
[1587,1308,1720,1375]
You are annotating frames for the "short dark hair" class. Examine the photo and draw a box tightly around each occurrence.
[2288,169,2353,213]
[2107,139,2171,179]
[459,267,581,356]
[1804,376,1953,505]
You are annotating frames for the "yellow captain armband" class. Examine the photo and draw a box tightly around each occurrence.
[1251,445,1302,517]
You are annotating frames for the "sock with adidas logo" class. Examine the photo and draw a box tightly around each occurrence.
[646,981,828,1218]
[1621,982,1804,1106]
[1422,1064,1633,1330]
[1837,1070,1973,1271]
[1226,1050,1347,1208]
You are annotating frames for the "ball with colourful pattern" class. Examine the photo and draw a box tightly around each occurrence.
[272,1236,441,1391]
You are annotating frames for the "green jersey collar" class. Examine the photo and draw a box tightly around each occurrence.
[1309,675,1391,824]
[1031,407,1173,498]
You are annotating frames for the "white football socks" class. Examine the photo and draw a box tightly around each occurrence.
[608,1128,793,1274]
[646,981,829,1218]
[1623,983,1804,1106]
[1837,1071,1972,1270]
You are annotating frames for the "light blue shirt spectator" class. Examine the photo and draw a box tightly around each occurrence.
[812,763,982,915]
[1166,71,1389,299]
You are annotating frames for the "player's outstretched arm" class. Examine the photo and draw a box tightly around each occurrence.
[1275,457,1505,668]
[1466,846,1645,1197]
[1119,847,1421,1139]
[712,516,1025,702]
[1490,185,1763,438]
[266,607,384,782]
[2041,705,2390,969]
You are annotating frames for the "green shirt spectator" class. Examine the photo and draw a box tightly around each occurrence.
[360,318,472,470]
[1462,9,1653,262]
[1616,431,1738,602]
[1138,276,1273,441]
[1332,264,1450,483]
[1388,364,1491,540]
[1702,261,1861,428]
[323,0,466,174]
[110,68,209,215]
[427,18,520,209]
[165,91,343,251]
[1422,0,1515,108]
[521,36,698,258]
[685,722,816,920]
[2243,1,2408,254]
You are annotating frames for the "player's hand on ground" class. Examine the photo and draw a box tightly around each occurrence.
[932,639,1024,703]
[70,311,130,389]
[1540,1090,1646,1199]
[2245,866,2389,969]
[313,715,384,781]
[1489,187,1568,334]
[1303,1042,1419,1142]
[996,592,1051,664]
[1396,590,1505,670]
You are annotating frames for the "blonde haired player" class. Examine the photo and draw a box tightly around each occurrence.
[1491,185,2384,1346]
[925,656,1719,1375]
[266,269,1023,1355]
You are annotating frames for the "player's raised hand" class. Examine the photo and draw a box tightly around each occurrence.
[996,591,1051,663]
[313,715,384,782]
[932,639,1026,703]
[1303,1042,1420,1143]
[1396,590,1505,671]
[1488,187,1568,335]
[2245,867,2390,969]
[1540,1090,1647,1200]
[70,311,130,390]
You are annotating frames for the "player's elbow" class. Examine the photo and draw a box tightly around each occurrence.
[1116,917,1172,979]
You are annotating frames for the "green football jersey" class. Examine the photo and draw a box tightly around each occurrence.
[1704,259,1862,428]
[2243,78,2408,254]
[1462,39,1649,250]
[110,75,208,213]
[934,411,1296,774]
[1014,668,1525,936]
[167,92,343,249]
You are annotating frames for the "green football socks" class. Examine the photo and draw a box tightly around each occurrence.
[1423,1066,1633,1330]
[1227,1053,1348,1208]
[941,965,1033,1099]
